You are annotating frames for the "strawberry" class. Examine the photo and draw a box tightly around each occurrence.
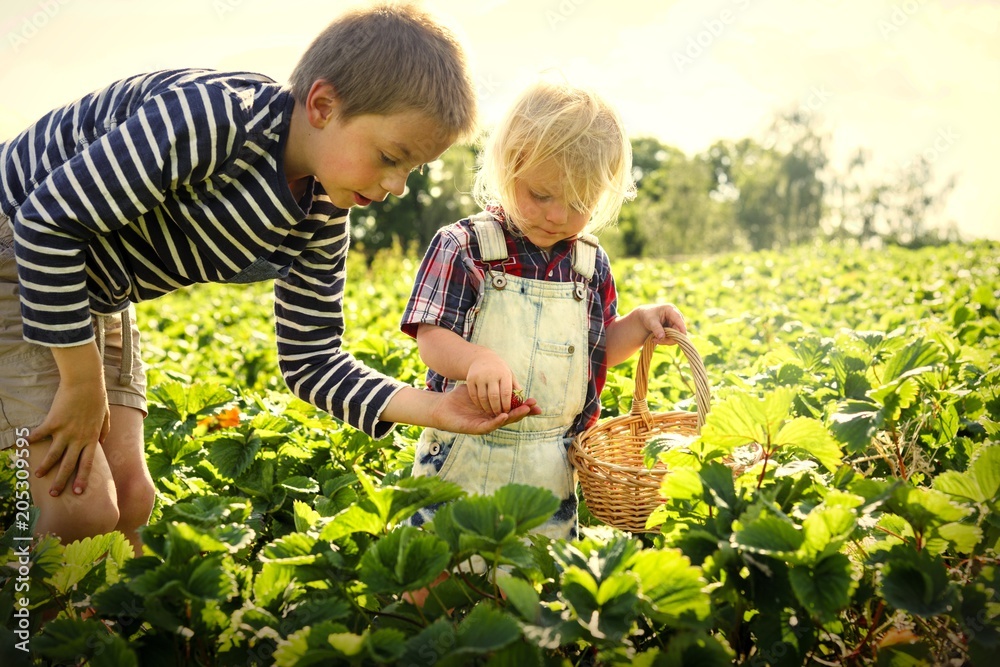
[510,389,525,410]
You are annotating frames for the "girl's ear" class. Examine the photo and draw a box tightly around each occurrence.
[304,80,341,129]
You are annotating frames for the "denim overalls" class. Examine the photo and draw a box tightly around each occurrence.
[408,213,599,541]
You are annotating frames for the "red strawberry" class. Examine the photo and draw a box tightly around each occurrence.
[510,389,525,410]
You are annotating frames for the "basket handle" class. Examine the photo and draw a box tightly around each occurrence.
[629,330,711,432]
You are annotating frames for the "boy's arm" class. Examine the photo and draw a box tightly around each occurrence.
[605,304,688,368]
[379,383,537,434]
[415,324,520,416]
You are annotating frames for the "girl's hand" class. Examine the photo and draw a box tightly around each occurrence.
[432,384,540,434]
[466,350,521,416]
[637,303,687,343]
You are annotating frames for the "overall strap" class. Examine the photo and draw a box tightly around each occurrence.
[572,233,599,281]
[469,212,508,262]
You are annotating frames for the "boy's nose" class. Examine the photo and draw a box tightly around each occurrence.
[384,173,407,197]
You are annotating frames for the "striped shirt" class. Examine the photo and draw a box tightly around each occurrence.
[0,69,405,438]
[401,213,618,434]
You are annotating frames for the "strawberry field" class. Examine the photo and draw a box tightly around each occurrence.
[2,239,999,666]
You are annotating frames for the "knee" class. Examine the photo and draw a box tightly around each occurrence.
[115,475,156,530]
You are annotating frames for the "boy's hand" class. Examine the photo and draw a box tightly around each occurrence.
[466,350,522,416]
[30,342,110,496]
[432,384,540,434]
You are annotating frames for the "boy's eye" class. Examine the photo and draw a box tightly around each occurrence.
[380,152,398,168]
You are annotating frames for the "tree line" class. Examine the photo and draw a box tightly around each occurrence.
[350,112,958,262]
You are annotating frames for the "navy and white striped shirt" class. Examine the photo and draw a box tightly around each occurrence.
[0,69,405,438]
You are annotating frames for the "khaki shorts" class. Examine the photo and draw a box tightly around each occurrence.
[0,213,147,450]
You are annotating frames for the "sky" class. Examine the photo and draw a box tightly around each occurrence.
[1,0,997,240]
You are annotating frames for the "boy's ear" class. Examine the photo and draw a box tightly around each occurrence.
[305,80,341,129]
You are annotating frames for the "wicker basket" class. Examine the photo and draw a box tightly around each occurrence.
[569,330,711,533]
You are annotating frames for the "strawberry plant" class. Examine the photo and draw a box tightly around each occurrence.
[2,239,998,666]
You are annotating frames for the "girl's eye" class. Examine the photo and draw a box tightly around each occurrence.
[530,191,550,202]
[380,153,398,167]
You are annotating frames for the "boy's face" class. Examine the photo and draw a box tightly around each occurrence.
[311,103,453,209]
[512,160,592,251]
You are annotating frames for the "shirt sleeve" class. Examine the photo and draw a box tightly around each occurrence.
[595,247,618,326]
[12,83,241,346]
[274,213,407,440]
[400,226,480,340]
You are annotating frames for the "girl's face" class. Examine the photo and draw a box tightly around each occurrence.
[512,160,592,251]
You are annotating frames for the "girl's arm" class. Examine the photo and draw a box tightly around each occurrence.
[605,304,687,368]
[416,323,522,416]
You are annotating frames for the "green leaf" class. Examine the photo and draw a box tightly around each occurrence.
[159,496,252,527]
[661,468,704,501]
[829,400,882,453]
[293,499,322,533]
[88,635,140,667]
[775,418,843,472]
[497,575,541,622]
[47,532,129,595]
[789,553,858,623]
[206,433,261,479]
[401,618,456,666]
[888,486,972,535]
[320,505,385,542]
[932,522,983,555]
[971,446,1000,501]
[628,548,710,628]
[148,380,234,421]
[366,628,407,663]
[800,505,857,562]
[281,476,320,495]
[699,393,768,453]
[493,484,561,534]
[660,630,736,667]
[881,339,944,383]
[732,514,804,561]
[879,545,954,617]
[31,618,113,662]
[456,604,521,653]
[359,526,450,594]
[259,532,321,565]
[699,462,737,510]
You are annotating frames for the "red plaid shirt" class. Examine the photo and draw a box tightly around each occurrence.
[401,213,618,434]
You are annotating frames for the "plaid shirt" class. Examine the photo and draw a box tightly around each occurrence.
[401,213,618,434]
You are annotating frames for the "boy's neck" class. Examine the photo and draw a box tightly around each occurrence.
[283,99,312,190]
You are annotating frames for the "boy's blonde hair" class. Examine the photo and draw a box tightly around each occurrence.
[289,2,477,141]
[474,80,636,236]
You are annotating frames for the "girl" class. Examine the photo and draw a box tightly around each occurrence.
[401,79,687,540]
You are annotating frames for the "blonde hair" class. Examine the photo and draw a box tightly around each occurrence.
[474,80,635,235]
[289,2,477,141]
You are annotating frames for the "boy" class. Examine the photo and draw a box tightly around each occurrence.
[0,2,536,554]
